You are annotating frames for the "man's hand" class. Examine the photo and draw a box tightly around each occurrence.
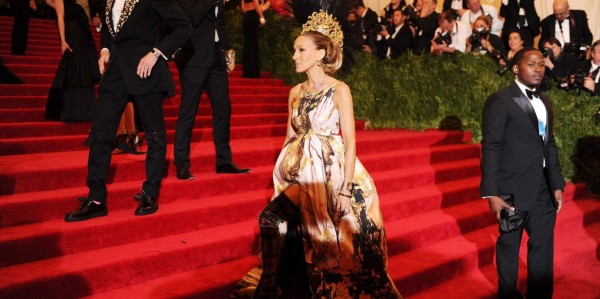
[554,189,563,213]
[362,45,372,53]
[487,196,514,220]
[61,41,72,54]
[137,52,159,79]
[544,56,554,70]
[29,0,37,11]
[92,13,101,27]
[98,50,109,75]
[583,77,596,92]
[380,27,389,38]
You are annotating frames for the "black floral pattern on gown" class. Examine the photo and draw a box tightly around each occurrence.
[45,0,100,122]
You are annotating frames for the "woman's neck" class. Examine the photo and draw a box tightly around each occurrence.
[305,67,328,90]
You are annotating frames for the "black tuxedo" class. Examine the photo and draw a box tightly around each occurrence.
[378,24,413,59]
[412,11,439,54]
[359,8,379,52]
[481,81,566,298]
[500,0,540,48]
[85,0,191,202]
[546,52,578,81]
[442,0,467,11]
[539,10,593,49]
[10,0,31,55]
[172,0,235,170]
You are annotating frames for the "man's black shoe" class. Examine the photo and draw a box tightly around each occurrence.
[176,166,194,180]
[65,197,108,222]
[134,191,159,216]
[216,163,251,174]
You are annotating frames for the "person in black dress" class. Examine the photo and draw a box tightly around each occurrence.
[242,0,269,78]
[44,0,100,122]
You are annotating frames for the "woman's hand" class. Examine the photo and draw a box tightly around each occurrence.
[61,41,72,54]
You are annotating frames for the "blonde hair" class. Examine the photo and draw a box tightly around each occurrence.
[302,31,343,75]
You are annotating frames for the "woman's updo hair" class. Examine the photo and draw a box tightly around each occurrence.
[302,31,343,75]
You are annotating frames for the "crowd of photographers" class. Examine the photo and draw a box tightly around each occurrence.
[351,0,599,103]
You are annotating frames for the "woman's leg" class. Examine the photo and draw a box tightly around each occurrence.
[254,185,300,298]
[123,103,136,134]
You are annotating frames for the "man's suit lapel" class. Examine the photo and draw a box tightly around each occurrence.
[509,82,538,134]
[105,0,116,38]
[115,0,141,35]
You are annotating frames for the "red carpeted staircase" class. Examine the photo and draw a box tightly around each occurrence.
[1,17,599,299]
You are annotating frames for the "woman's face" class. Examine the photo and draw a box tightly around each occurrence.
[292,35,325,73]
[508,32,524,51]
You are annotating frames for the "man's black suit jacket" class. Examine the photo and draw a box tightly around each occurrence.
[539,10,593,48]
[174,0,230,68]
[100,0,191,96]
[481,82,565,211]
[547,52,578,81]
[379,24,413,59]
[442,0,467,11]
[500,0,540,37]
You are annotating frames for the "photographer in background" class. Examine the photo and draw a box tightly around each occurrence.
[431,9,471,55]
[460,0,503,36]
[542,37,578,82]
[580,40,600,97]
[378,8,413,59]
[498,30,524,75]
[466,15,505,56]
[382,0,406,25]
[411,0,439,55]
[353,0,379,53]
[539,0,592,52]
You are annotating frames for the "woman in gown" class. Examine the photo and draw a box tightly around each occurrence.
[44,0,100,122]
[233,9,402,299]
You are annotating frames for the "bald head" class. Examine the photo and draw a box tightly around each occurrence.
[553,0,570,22]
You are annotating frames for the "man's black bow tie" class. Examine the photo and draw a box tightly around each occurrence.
[525,89,542,100]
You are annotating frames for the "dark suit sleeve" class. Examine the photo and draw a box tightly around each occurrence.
[417,13,439,36]
[152,0,192,58]
[523,0,540,36]
[100,25,112,50]
[480,93,508,197]
[538,17,551,49]
[175,0,216,27]
[578,11,593,45]
[544,100,566,191]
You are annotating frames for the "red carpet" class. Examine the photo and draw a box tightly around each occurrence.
[1,17,599,298]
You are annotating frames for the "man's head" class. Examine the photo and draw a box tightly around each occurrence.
[553,0,570,22]
[390,0,401,6]
[467,0,482,14]
[591,40,600,64]
[438,10,456,33]
[353,0,367,15]
[542,37,562,59]
[393,8,406,27]
[513,48,546,88]
[420,0,437,17]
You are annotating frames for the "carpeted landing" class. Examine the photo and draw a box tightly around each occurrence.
[1,16,599,299]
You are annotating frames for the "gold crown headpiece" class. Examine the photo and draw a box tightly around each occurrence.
[301,10,344,48]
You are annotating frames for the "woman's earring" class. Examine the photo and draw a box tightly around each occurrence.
[316,60,322,66]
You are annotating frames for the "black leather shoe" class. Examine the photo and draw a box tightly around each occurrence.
[176,166,194,180]
[65,197,108,222]
[134,191,158,216]
[216,163,251,174]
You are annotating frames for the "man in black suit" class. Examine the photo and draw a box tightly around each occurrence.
[411,0,439,55]
[500,0,540,48]
[582,40,600,96]
[378,8,413,59]
[64,0,192,222]
[172,0,251,180]
[481,48,566,299]
[353,0,379,52]
[10,0,36,55]
[539,0,593,50]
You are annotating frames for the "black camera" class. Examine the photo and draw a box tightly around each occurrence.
[488,49,511,75]
[563,42,590,60]
[434,31,452,45]
[542,47,554,60]
[469,27,490,51]
[559,71,587,91]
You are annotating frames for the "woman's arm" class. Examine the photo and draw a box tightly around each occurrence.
[283,85,300,146]
[46,0,71,53]
[334,83,356,203]
[252,0,265,22]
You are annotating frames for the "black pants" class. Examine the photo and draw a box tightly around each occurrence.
[174,44,232,169]
[11,0,29,55]
[242,10,260,78]
[86,69,167,202]
[496,170,556,299]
